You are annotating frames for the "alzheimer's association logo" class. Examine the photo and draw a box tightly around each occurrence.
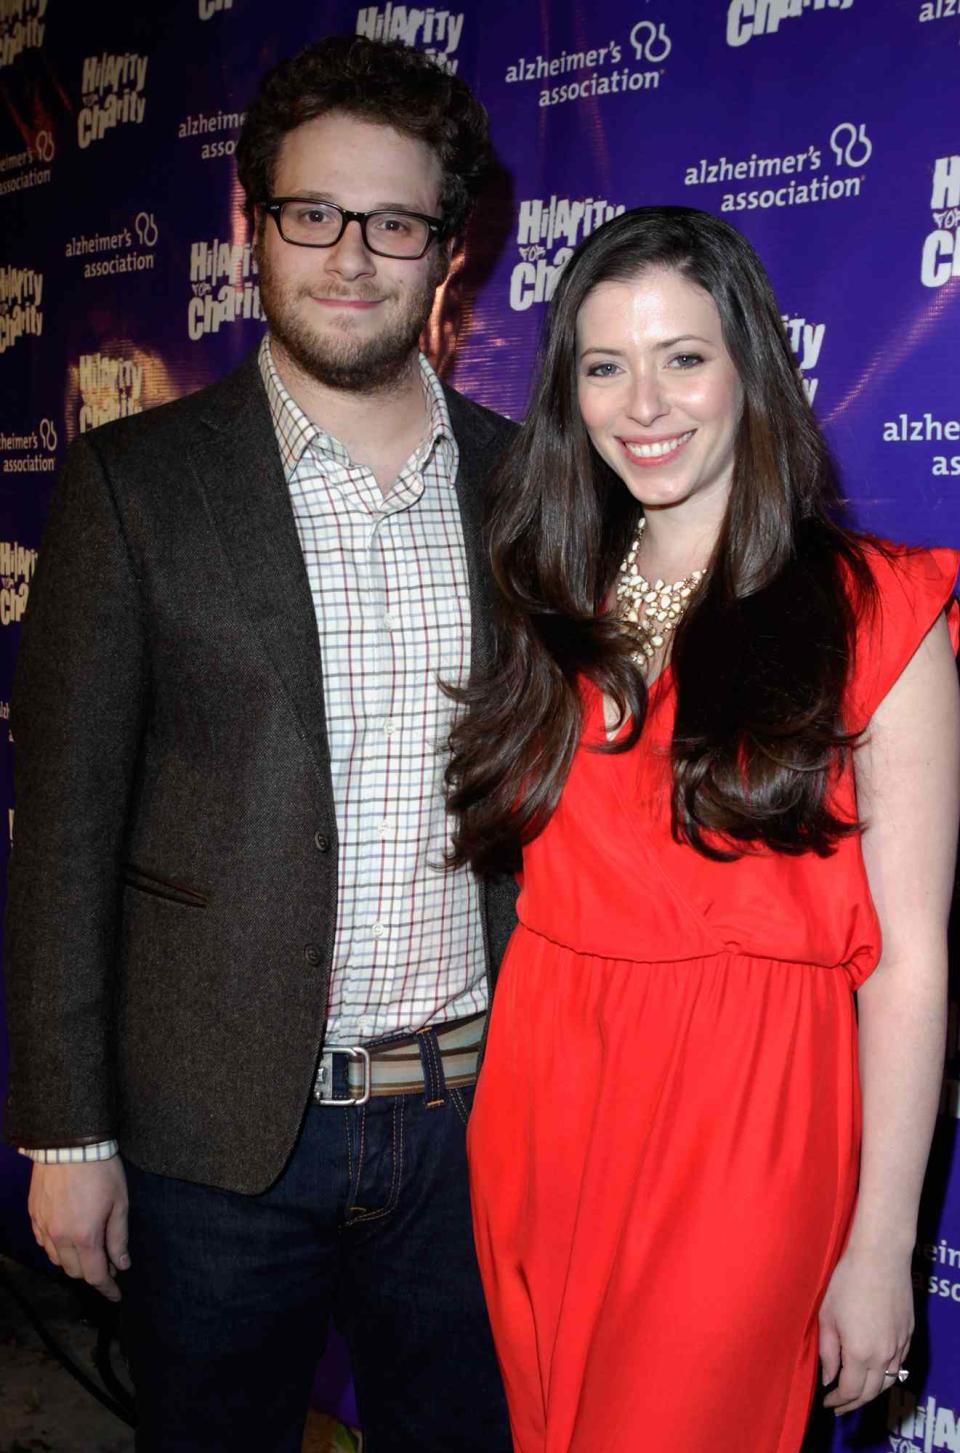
[918,0,959,22]
[177,106,245,163]
[65,211,158,282]
[0,129,53,200]
[504,18,669,110]
[682,119,870,218]
[0,417,58,477]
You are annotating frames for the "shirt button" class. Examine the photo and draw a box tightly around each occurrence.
[376,818,389,838]
[384,612,397,631]
[314,831,331,853]
[304,944,323,966]
[371,922,386,939]
[383,719,396,736]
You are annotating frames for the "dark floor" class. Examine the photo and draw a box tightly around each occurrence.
[0,1255,134,1451]
[0,1257,359,1452]
[0,1248,894,1452]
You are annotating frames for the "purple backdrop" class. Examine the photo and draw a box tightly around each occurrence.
[1,2,958,1446]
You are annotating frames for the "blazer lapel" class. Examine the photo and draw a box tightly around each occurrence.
[446,390,496,681]
[189,354,332,785]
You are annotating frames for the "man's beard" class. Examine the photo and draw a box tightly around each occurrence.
[257,246,443,394]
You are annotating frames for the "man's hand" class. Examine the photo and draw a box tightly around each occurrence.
[28,1158,130,1302]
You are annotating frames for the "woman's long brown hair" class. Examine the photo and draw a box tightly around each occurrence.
[446,206,875,875]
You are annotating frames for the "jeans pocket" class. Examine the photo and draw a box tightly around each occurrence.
[450,1084,475,1130]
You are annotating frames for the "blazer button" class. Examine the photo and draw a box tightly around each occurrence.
[314,831,331,853]
[304,945,323,967]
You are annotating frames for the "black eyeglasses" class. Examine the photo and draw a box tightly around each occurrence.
[261,198,444,259]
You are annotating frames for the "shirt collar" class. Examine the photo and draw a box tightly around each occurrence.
[258,333,456,485]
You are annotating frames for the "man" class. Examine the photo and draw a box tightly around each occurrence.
[4,36,515,1452]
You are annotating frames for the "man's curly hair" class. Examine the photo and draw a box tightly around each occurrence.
[236,35,491,238]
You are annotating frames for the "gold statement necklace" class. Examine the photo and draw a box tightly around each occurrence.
[615,516,706,671]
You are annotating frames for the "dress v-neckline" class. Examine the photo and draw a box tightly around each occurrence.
[599,664,673,744]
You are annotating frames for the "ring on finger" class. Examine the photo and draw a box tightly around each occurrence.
[882,1368,909,1383]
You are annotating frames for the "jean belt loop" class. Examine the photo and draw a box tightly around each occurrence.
[417,1026,447,1108]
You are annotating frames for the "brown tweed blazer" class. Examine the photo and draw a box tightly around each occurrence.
[3,350,518,1194]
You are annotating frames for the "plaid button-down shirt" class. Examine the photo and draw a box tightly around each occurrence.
[259,336,487,1047]
[23,337,487,1164]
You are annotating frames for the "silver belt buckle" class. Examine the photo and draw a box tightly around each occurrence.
[315,1046,371,1106]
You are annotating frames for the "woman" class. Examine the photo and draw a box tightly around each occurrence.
[446,207,959,1452]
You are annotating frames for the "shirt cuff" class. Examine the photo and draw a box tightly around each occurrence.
[19,1140,119,1163]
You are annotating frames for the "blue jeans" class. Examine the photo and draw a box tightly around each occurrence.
[121,1045,510,1452]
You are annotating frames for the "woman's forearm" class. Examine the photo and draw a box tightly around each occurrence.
[848,947,947,1257]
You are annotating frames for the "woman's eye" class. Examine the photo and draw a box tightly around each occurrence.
[586,362,619,378]
[670,353,703,369]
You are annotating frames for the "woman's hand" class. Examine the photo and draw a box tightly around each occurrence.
[818,1242,914,1415]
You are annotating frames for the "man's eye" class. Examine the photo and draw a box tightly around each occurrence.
[294,206,337,225]
[374,215,413,234]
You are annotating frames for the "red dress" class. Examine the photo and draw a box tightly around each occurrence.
[468,546,959,1453]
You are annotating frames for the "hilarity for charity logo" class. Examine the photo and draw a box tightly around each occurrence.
[510,196,626,311]
[198,0,234,16]
[356,6,463,73]
[888,1386,960,1451]
[78,52,148,149]
[921,156,960,289]
[781,314,825,404]
[76,352,143,433]
[0,539,37,626]
[726,0,853,47]
[187,236,261,340]
[0,0,47,69]
[0,265,42,354]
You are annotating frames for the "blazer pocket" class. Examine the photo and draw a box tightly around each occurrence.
[122,863,208,909]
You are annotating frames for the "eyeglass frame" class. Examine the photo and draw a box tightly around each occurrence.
[259,197,446,259]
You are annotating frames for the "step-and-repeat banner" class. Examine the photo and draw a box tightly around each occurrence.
[0,2,958,1446]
